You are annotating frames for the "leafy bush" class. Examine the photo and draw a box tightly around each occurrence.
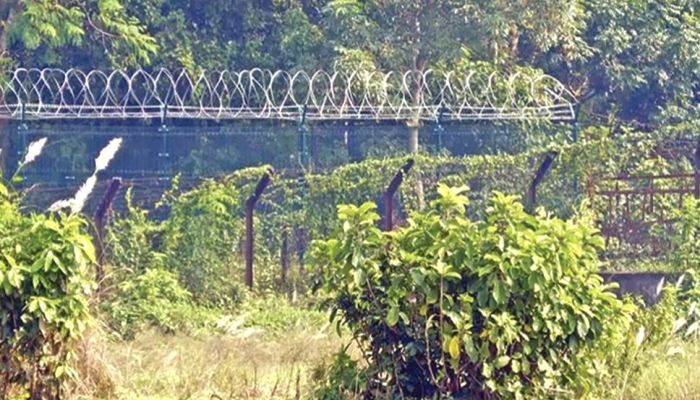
[312,350,366,400]
[664,197,700,339]
[104,268,216,339]
[0,182,94,398]
[160,178,245,308]
[312,185,633,398]
[106,188,165,276]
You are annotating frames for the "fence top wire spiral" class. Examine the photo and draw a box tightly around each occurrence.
[0,68,577,122]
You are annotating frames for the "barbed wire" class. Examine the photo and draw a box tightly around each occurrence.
[0,68,577,122]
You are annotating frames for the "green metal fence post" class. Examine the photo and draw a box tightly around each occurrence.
[158,104,170,180]
[17,100,28,156]
[298,104,310,171]
[434,106,445,154]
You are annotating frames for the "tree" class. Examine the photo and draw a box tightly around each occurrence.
[121,0,329,71]
[0,0,157,68]
[324,0,597,150]
[580,0,700,126]
[326,0,466,152]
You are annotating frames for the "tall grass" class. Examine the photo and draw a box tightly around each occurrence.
[623,342,700,400]
[70,312,345,399]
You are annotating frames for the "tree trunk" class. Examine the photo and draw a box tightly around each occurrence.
[408,125,419,153]
[0,1,20,58]
[409,63,425,209]
[408,66,423,153]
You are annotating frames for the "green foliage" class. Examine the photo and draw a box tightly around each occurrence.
[665,197,700,340]
[106,167,287,309]
[0,181,95,398]
[4,0,156,67]
[584,0,700,123]
[670,197,700,270]
[311,350,366,400]
[160,177,250,308]
[312,185,633,398]
[106,188,164,276]
[104,268,216,339]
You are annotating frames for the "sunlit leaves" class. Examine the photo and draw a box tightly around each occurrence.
[313,184,631,397]
[0,186,94,397]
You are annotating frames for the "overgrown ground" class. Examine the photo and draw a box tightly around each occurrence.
[71,302,346,400]
[68,317,700,400]
[623,342,700,400]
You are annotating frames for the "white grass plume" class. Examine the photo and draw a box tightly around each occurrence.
[94,138,123,173]
[71,175,97,214]
[47,138,123,214]
[19,137,47,168]
[48,175,98,213]
[48,198,73,212]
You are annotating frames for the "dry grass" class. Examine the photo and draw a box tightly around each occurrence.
[623,342,700,400]
[70,324,346,400]
[69,314,700,399]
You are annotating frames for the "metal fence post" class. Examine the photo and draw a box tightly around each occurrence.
[245,169,273,289]
[298,105,310,170]
[158,104,170,182]
[528,151,557,210]
[346,121,362,162]
[383,159,415,231]
[94,178,122,284]
[17,100,28,157]
[281,228,290,284]
[694,137,700,198]
[434,106,445,154]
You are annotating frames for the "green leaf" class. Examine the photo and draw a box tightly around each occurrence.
[410,268,425,286]
[386,307,399,327]
[463,335,479,362]
[352,269,366,287]
[495,355,511,369]
[493,280,509,305]
[448,336,460,360]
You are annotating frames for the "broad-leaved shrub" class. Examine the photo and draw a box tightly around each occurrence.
[0,182,94,398]
[312,185,633,399]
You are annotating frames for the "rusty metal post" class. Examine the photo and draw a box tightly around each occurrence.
[280,228,289,284]
[94,178,122,283]
[383,159,415,231]
[694,138,700,198]
[528,151,557,209]
[245,169,273,289]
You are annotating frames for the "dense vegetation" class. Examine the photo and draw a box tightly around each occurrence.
[0,129,699,398]
[2,0,700,399]
[0,160,94,398]
[313,187,632,398]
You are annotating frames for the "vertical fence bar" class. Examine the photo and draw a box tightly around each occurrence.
[383,159,414,231]
[17,100,28,157]
[158,104,170,182]
[245,169,273,288]
[298,105,310,171]
[346,121,362,162]
[434,106,445,154]
[94,178,122,284]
